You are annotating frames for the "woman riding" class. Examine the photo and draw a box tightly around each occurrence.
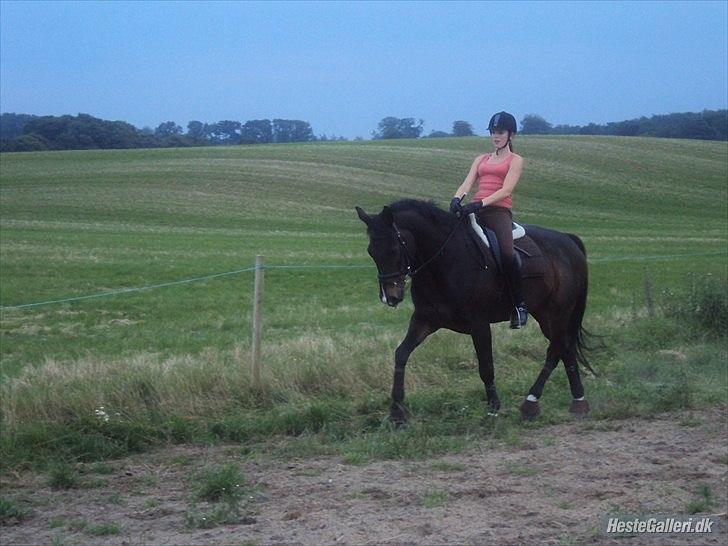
[449,111,528,329]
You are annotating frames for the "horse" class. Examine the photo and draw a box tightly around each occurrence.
[355,199,594,422]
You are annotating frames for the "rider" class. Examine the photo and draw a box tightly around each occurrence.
[449,111,528,329]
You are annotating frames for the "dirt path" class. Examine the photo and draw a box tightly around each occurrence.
[2,408,727,545]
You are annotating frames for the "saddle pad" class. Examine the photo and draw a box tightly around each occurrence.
[468,213,525,247]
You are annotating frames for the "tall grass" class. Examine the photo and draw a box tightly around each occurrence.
[660,273,728,338]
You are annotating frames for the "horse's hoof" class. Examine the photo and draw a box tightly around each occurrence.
[569,399,590,418]
[519,399,540,420]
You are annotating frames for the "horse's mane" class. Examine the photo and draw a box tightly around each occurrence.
[388,199,456,229]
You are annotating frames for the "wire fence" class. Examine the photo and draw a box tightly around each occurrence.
[0,251,725,311]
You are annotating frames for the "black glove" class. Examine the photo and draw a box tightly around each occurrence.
[461,201,483,217]
[449,197,463,216]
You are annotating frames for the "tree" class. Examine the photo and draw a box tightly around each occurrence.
[154,121,183,138]
[216,120,242,144]
[240,119,272,144]
[203,120,241,144]
[0,113,37,140]
[372,117,424,139]
[0,133,49,152]
[427,130,450,138]
[186,121,206,140]
[20,114,146,150]
[272,119,314,143]
[452,120,474,137]
[520,114,552,135]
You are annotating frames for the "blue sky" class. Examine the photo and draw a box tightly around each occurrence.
[1,0,726,138]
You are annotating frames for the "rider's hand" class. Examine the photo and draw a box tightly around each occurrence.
[449,197,463,216]
[461,201,484,216]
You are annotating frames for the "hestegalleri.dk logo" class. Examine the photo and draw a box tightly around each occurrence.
[604,515,719,535]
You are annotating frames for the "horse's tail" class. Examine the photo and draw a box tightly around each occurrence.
[567,234,599,377]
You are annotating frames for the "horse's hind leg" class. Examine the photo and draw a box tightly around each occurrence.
[390,314,434,425]
[520,341,561,420]
[563,351,589,417]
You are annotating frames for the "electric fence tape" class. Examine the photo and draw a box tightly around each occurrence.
[1,251,725,311]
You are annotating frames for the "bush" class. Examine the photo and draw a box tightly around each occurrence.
[661,274,728,338]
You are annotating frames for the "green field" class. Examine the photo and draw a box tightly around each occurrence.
[0,136,726,467]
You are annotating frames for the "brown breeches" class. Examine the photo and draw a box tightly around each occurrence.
[475,206,515,263]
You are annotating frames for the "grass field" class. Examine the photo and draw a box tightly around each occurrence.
[0,136,726,468]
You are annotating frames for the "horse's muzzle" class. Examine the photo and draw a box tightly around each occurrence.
[386,294,404,307]
[380,282,405,307]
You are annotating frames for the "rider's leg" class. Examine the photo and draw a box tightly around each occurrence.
[477,206,528,328]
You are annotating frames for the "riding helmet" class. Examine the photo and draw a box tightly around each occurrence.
[488,111,518,134]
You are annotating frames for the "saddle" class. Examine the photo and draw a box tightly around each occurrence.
[467,213,545,279]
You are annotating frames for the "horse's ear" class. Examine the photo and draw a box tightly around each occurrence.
[381,206,394,226]
[355,206,372,227]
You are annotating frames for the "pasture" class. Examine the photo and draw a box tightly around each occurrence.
[0,136,726,543]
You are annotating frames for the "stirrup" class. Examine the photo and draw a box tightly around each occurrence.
[510,305,528,329]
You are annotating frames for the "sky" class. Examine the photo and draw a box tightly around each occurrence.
[1,0,726,139]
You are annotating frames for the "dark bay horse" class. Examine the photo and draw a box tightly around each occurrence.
[355,199,594,421]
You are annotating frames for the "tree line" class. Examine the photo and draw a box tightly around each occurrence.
[0,114,325,152]
[1,109,725,152]
[520,110,726,140]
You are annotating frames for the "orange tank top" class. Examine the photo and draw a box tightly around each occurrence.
[473,153,515,209]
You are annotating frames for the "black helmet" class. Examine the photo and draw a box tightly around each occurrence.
[488,111,517,134]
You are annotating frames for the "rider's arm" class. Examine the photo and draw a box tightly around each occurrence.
[453,154,486,200]
[479,155,524,207]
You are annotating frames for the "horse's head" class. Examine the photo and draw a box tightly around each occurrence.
[356,205,410,307]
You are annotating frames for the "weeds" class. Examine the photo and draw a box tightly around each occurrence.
[87,522,121,536]
[504,461,537,477]
[685,483,714,514]
[0,496,27,525]
[421,489,449,508]
[430,461,465,473]
[46,462,78,490]
[185,463,255,529]
[661,274,728,339]
[88,462,115,475]
[192,463,246,503]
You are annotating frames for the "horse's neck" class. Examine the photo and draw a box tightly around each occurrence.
[406,216,492,281]
[402,217,450,262]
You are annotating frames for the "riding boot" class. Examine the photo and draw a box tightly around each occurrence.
[507,256,528,329]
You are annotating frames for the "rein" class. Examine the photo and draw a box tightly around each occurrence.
[377,219,463,282]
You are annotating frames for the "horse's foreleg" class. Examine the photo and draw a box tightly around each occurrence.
[520,342,561,420]
[471,326,499,415]
[390,314,434,425]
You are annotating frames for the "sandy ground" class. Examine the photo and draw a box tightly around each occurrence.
[2,408,726,546]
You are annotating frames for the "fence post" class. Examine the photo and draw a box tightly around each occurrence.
[251,255,264,389]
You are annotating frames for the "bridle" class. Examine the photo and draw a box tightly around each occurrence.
[377,220,463,288]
